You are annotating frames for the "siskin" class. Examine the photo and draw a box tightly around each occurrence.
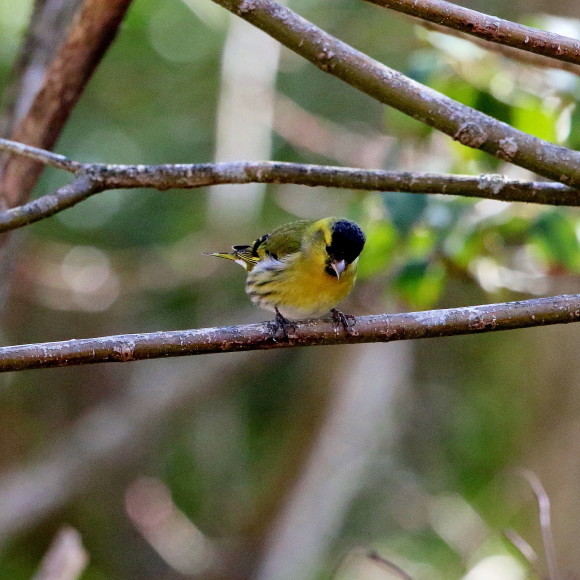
[208,217,366,329]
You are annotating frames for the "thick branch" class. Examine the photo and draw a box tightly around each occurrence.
[210,0,580,187]
[1,295,579,372]
[0,138,578,233]
[363,0,580,67]
[0,0,133,208]
[0,0,83,139]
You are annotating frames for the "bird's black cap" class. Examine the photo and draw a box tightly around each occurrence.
[329,219,366,264]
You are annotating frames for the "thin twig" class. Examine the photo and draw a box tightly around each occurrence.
[0,137,81,172]
[0,175,103,232]
[366,550,414,580]
[503,529,540,574]
[210,0,580,187]
[517,469,561,580]
[332,547,414,580]
[32,526,89,580]
[0,294,579,372]
[362,0,580,67]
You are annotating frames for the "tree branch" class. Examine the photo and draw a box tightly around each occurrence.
[0,0,84,139]
[32,527,88,580]
[0,138,578,234]
[362,0,580,67]
[0,138,81,172]
[419,20,580,76]
[0,0,133,209]
[1,295,579,372]
[210,0,580,187]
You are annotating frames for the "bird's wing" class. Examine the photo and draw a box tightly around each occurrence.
[207,219,314,269]
[258,220,313,260]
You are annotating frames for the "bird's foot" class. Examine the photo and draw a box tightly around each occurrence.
[272,307,296,340]
[331,308,356,332]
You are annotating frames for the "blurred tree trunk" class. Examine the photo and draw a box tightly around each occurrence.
[0,0,132,308]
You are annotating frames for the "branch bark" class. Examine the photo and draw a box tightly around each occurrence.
[1,295,579,372]
[419,20,580,76]
[210,0,580,188]
[363,0,580,67]
[0,138,578,234]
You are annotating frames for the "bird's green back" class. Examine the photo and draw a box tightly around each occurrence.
[258,219,314,259]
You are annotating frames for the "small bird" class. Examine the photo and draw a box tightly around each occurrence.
[208,217,366,331]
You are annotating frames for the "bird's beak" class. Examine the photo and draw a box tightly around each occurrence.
[331,259,346,280]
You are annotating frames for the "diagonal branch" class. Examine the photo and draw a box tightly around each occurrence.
[1,294,579,372]
[210,0,580,188]
[0,0,133,209]
[32,526,89,580]
[363,0,580,67]
[0,0,84,139]
[0,138,578,234]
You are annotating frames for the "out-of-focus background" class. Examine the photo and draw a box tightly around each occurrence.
[0,0,579,578]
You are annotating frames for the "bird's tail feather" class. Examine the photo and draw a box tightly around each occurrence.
[204,248,257,271]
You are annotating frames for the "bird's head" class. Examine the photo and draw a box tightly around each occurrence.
[322,218,366,279]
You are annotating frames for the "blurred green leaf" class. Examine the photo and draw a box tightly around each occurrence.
[530,210,580,271]
[512,95,557,142]
[569,102,580,149]
[474,89,512,125]
[430,76,478,109]
[392,259,446,309]
[357,220,398,279]
[383,192,428,235]
[407,226,437,258]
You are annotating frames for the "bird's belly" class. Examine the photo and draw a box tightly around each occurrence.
[246,259,355,319]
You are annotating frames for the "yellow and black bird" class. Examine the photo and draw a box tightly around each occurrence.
[208,217,365,330]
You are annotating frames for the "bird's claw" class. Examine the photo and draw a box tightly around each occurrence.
[331,308,356,332]
[272,307,296,340]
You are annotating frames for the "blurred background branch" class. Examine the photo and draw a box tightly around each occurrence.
[32,526,88,580]
[0,353,249,544]
[256,342,411,580]
[0,0,83,139]
[0,0,133,209]
[0,0,132,308]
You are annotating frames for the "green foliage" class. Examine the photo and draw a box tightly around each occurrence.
[393,258,446,309]
[531,209,580,271]
[383,192,428,235]
[356,220,398,278]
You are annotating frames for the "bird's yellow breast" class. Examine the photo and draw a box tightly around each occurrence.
[246,250,358,319]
